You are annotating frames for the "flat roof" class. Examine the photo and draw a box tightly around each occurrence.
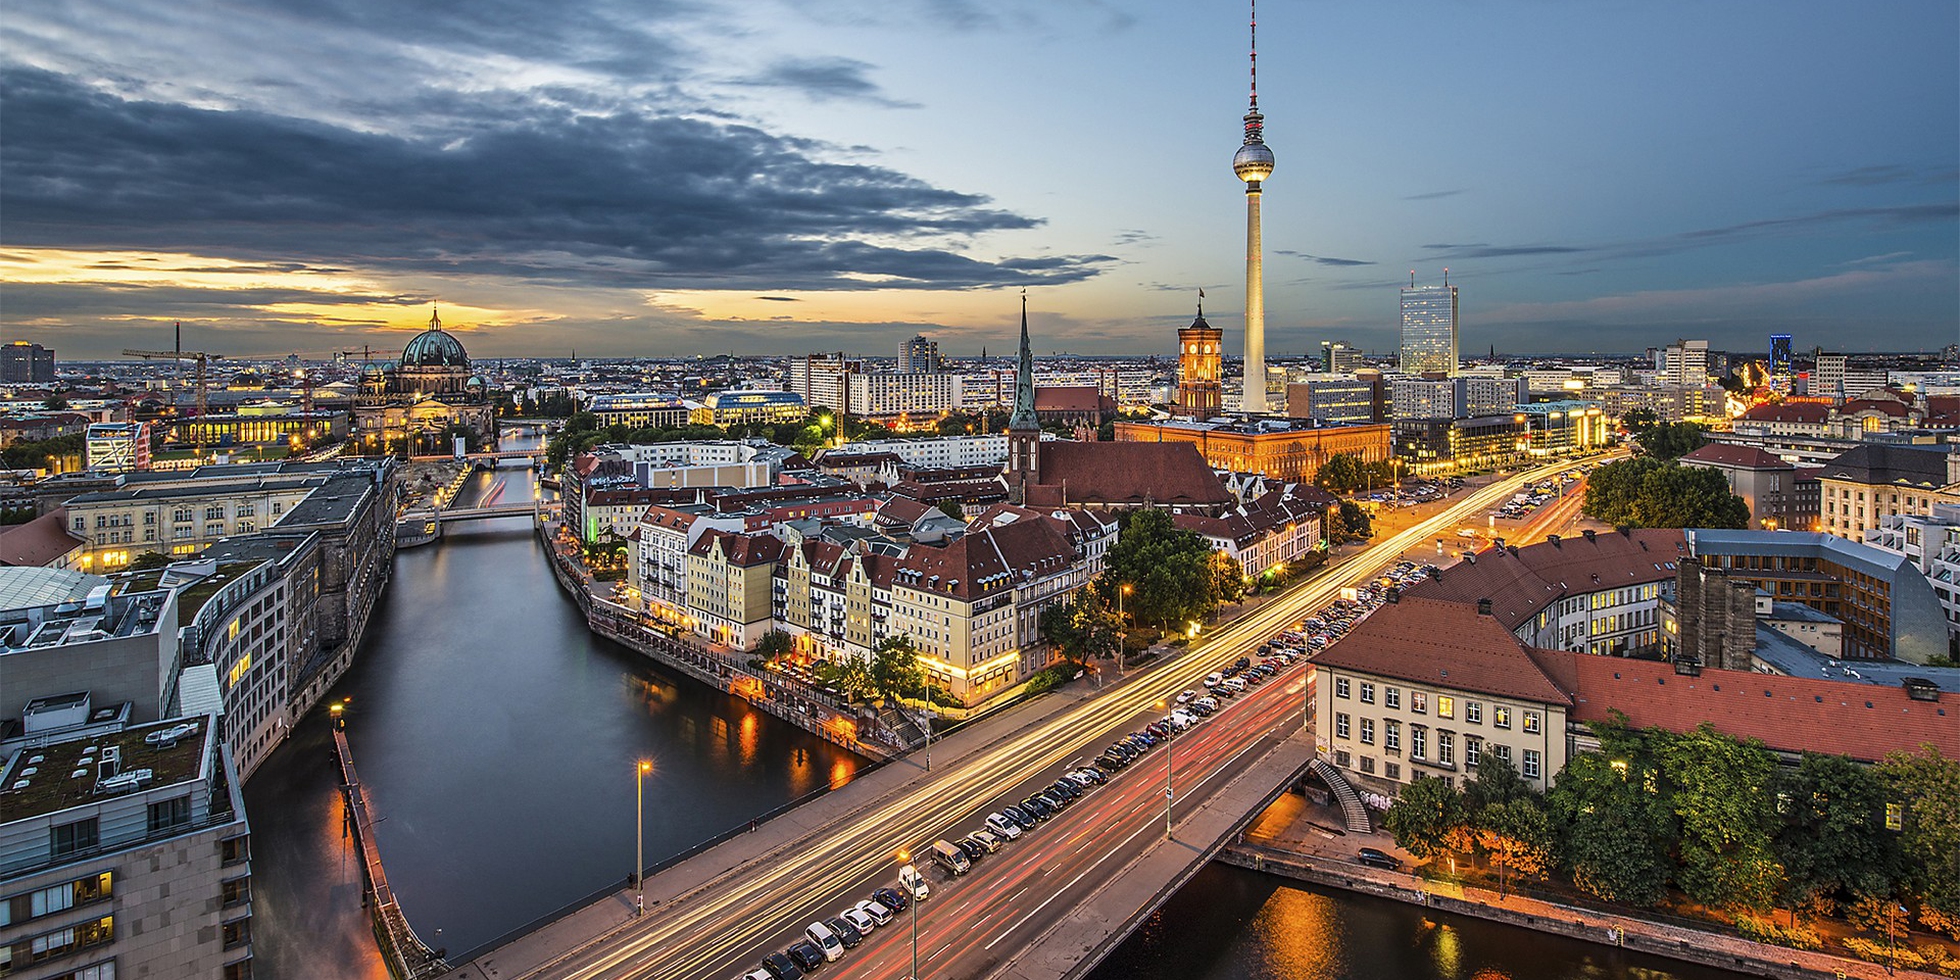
[0,567,106,612]
[0,715,214,823]
[1752,627,1960,693]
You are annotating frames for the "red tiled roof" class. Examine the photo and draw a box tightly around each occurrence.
[1680,443,1792,470]
[0,508,83,567]
[892,515,1076,601]
[1739,402,1830,424]
[1032,441,1231,508]
[1925,395,1960,426]
[1033,386,1103,413]
[1558,654,1957,762]
[687,529,786,566]
[1840,398,1912,418]
[1312,598,1575,705]
[1402,528,1686,630]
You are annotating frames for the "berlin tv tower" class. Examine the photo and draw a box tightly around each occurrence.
[1232,0,1276,414]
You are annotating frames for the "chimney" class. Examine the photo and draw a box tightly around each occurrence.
[1547,534,1561,548]
[1618,525,1632,537]
[1385,587,1401,604]
[1476,598,1493,616]
[1582,528,1597,542]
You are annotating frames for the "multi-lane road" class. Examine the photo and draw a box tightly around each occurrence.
[477,458,1586,980]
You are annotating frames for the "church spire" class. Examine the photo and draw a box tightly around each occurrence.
[1009,291,1038,431]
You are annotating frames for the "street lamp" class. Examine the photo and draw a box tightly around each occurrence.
[1155,699,1174,840]
[1117,583,1133,678]
[634,759,652,916]
[896,848,919,980]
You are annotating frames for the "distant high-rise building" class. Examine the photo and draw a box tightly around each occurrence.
[1177,298,1224,418]
[1662,339,1710,388]
[1399,282,1458,376]
[1321,340,1363,373]
[1231,0,1275,414]
[1,341,55,384]
[898,334,941,374]
[1812,351,1847,400]
[1769,334,1793,375]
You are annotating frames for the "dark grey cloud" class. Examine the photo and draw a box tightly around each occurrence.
[1111,229,1156,247]
[0,67,1108,291]
[736,57,917,107]
[1820,165,1915,187]
[1402,189,1466,200]
[0,281,424,320]
[1421,243,1591,259]
[754,296,799,302]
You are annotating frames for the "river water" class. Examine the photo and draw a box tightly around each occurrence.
[244,438,1745,980]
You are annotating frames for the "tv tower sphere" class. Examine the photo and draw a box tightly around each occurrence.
[1233,140,1275,183]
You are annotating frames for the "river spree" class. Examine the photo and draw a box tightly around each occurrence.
[1092,864,1748,980]
[245,457,863,979]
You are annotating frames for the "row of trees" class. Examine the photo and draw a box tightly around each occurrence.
[1314,452,1404,495]
[1631,420,1709,460]
[1582,456,1749,529]
[1038,509,1245,669]
[1383,715,1960,933]
[796,634,932,705]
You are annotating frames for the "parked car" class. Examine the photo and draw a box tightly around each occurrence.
[874,885,911,912]
[760,951,804,980]
[968,829,1003,853]
[826,916,863,948]
[898,864,931,903]
[839,906,877,934]
[855,899,895,926]
[1176,689,1197,704]
[786,940,826,973]
[1356,847,1403,871]
[988,812,1025,840]
[1002,804,1035,828]
[1204,672,1223,688]
[954,837,985,862]
[802,924,843,963]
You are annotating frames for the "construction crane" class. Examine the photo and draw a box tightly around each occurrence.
[123,331,223,455]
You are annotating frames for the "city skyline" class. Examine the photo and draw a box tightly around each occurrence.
[2,1,1955,360]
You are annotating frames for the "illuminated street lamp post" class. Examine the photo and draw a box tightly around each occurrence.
[634,759,652,916]
[1155,699,1173,840]
[897,849,919,980]
[1117,583,1133,678]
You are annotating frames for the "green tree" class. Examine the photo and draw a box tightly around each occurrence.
[1583,457,1748,529]
[1621,407,1660,431]
[1663,725,1782,912]
[1546,751,1673,906]
[816,656,874,701]
[1040,593,1121,670]
[1465,754,1534,811]
[1328,500,1373,544]
[868,634,926,704]
[753,629,794,662]
[1383,774,1467,858]
[1212,552,1247,605]
[1099,509,1220,629]
[1775,752,1901,912]
[1878,745,1960,916]
[1314,453,1366,493]
[1479,797,1556,893]
[1634,422,1708,459]
[127,551,175,570]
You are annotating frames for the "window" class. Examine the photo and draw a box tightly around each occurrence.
[147,795,192,834]
[1438,731,1454,766]
[223,915,252,950]
[1491,743,1512,766]
[73,962,118,980]
[1359,682,1375,704]
[223,876,252,908]
[1493,705,1511,729]
[72,516,84,532]
[1523,749,1541,779]
[1334,749,1351,767]
[1359,755,1375,774]
[1359,717,1375,745]
[1334,677,1350,699]
[1384,762,1400,781]
[1465,737,1481,769]
[205,505,225,521]
[144,512,155,525]
[1466,701,1482,724]
[221,834,250,867]
[1412,692,1428,714]
[51,818,98,859]
[1335,713,1351,739]
[1437,696,1454,719]
[1384,687,1401,710]
[1411,726,1427,760]
[1522,711,1541,735]
[1385,720,1401,752]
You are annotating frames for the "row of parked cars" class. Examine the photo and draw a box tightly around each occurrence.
[741,880,929,978]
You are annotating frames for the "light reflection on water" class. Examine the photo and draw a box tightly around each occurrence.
[1091,864,1752,980]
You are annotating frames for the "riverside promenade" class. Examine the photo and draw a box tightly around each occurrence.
[1222,794,1939,980]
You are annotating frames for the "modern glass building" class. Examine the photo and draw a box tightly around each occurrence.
[1399,284,1458,376]
[1770,333,1793,375]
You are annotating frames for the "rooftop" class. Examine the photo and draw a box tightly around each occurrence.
[0,714,215,823]
[1311,597,1576,706]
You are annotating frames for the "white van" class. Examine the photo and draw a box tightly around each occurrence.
[1222,676,1247,694]
[1170,709,1196,729]
[804,922,844,962]
[899,863,931,902]
[1204,672,1223,688]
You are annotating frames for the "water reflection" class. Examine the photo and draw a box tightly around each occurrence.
[1090,864,1750,980]
[248,455,866,977]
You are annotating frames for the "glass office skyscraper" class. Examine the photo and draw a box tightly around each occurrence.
[1399,284,1458,376]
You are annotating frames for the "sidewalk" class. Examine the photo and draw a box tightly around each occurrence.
[437,675,1111,980]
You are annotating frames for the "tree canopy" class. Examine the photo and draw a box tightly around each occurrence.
[1098,509,1221,629]
[1633,421,1708,460]
[1582,457,1748,529]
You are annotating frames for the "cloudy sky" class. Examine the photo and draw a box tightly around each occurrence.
[3,0,1955,361]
